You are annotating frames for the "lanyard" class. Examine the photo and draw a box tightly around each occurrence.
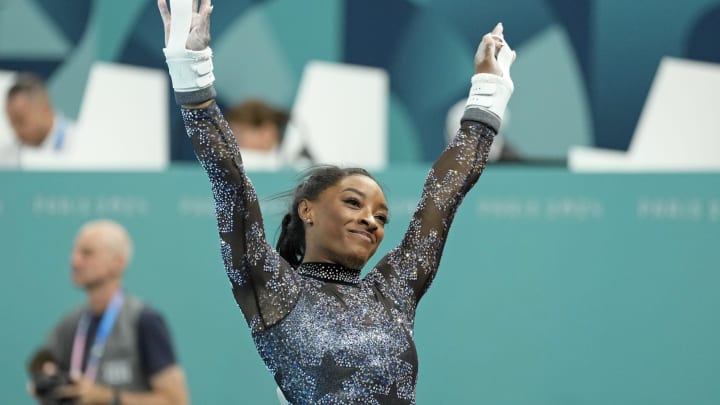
[70,291,124,381]
[52,116,67,151]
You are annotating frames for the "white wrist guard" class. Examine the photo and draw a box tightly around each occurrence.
[163,0,216,105]
[465,72,513,121]
[465,43,515,121]
[163,46,215,92]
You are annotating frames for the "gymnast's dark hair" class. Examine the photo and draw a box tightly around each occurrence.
[276,165,377,267]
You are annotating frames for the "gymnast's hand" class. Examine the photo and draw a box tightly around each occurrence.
[474,22,516,77]
[465,23,515,121]
[158,0,213,51]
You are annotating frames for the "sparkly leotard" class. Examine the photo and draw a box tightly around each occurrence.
[182,103,495,404]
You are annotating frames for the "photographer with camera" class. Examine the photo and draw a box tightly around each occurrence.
[27,220,189,405]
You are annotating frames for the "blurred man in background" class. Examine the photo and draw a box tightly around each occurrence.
[1,73,75,168]
[27,219,189,405]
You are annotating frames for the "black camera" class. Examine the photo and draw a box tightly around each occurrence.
[32,371,75,405]
[27,349,76,405]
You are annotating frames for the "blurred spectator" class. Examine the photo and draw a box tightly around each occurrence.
[446,98,521,163]
[1,73,75,168]
[226,99,288,170]
[27,219,189,405]
[226,99,312,170]
[227,99,288,152]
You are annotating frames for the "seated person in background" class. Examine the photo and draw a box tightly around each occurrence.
[227,99,288,153]
[27,219,189,405]
[446,97,521,163]
[226,99,289,170]
[226,99,312,170]
[2,73,75,167]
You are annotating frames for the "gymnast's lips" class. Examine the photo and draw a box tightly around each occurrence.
[349,229,374,244]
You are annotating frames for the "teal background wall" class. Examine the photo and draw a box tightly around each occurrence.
[2,167,719,404]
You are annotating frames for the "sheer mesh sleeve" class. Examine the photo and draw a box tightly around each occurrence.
[368,119,496,311]
[181,103,299,330]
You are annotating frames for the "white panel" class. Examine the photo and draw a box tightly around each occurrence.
[74,62,169,170]
[569,57,720,172]
[630,57,720,166]
[286,61,388,170]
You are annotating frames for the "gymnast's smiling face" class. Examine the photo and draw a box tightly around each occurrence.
[299,174,389,270]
